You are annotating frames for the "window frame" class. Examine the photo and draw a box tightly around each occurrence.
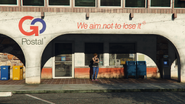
[149,0,172,8]
[124,0,146,8]
[47,0,71,7]
[21,0,45,7]
[99,0,122,8]
[52,41,75,78]
[174,0,185,9]
[108,53,136,66]
[73,0,97,8]
[108,43,136,66]
[0,0,19,6]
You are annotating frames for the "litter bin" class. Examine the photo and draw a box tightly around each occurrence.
[125,61,136,79]
[0,66,10,80]
[13,66,23,80]
[136,61,147,79]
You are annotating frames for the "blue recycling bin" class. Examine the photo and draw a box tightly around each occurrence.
[136,61,147,79]
[0,66,10,80]
[125,61,136,79]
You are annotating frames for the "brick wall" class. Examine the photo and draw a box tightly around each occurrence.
[1,0,185,14]
[75,67,159,79]
[1,7,185,13]
[0,53,25,79]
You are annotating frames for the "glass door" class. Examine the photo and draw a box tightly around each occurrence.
[53,43,73,78]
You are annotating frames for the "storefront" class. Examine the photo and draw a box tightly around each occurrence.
[41,34,176,80]
[0,0,184,84]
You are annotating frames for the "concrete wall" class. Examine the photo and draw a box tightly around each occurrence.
[169,41,178,78]
[0,12,184,83]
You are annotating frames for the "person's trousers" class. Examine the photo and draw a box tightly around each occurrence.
[92,67,99,79]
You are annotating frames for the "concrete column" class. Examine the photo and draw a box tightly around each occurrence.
[104,42,109,66]
[104,53,109,66]
[24,46,42,84]
[178,48,185,82]
[74,41,85,66]
[75,53,85,66]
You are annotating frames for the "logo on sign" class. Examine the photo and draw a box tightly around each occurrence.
[19,16,46,36]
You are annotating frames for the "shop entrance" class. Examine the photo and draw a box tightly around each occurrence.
[53,43,74,78]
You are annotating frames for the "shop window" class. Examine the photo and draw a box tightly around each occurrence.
[150,0,171,7]
[48,0,70,6]
[109,43,136,66]
[0,0,17,5]
[100,0,121,7]
[85,43,103,66]
[125,0,145,7]
[55,43,72,61]
[75,0,95,7]
[175,0,185,8]
[23,0,44,6]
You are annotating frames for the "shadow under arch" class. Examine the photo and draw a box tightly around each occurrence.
[41,33,180,80]
[0,34,25,66]
[133,34,180,79]
[41,34,75,69]
[155,34,180,80]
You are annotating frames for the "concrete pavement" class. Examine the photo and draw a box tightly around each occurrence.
[1,83,185,94]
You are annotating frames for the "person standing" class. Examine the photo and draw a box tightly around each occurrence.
[92,53,99,81]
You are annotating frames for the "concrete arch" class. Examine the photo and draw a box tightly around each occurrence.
[155,34,181,80]
[0,32,26,81]
[41,28,181,56]
[40,30,182,81]
[0,30,23,49]
[41,29,181,59]
[0,32,26,66]
[0,30,27,64]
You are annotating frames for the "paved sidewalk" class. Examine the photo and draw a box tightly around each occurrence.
[0,78,185,94]
[0,78,179,85]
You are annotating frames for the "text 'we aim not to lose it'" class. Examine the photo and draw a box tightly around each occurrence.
[77,21,146,30]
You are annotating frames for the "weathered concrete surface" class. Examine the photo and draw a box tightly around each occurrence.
[0,12,185,83]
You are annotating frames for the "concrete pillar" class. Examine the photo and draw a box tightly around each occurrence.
[25,46,42,84]
[75,53,85,66]
[178,48,185,82]
[104,42,109,66]
[179,62,185,82]
[74,41,85,66]
[104,53,109,66]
